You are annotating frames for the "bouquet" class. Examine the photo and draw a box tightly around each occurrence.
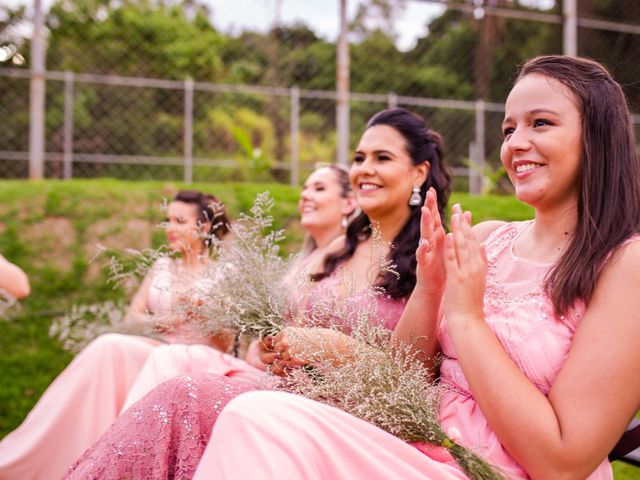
[197,191,295,339]
[279,285,504,480]
[49,300,136,353]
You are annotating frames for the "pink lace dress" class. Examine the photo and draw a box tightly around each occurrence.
[0,258,258,480]
[188,221,614,480]
[64,282,407,480]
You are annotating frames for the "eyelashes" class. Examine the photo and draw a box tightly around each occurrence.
[501,119,553,138]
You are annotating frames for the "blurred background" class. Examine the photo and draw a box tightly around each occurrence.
[1,0,640,192]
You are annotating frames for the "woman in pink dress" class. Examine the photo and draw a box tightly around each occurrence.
[191,56,640,479]
[125,164,361,403]
[0,190,242,480]
[63,107,453,479]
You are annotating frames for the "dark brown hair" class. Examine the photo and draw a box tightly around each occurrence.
[174,190,230,243]
[312,108,452,299]
[517,55,640,315]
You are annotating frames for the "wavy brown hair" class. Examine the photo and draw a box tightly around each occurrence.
[516,55,640,315]
[174,190,230,245]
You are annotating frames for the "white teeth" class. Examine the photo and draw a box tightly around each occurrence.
[515,163,541,173]
[360,183,380,191]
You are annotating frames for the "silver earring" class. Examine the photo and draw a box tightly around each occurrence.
[341,215,349,229]
[409,187,422,206]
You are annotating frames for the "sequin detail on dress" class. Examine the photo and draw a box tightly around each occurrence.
[64,374,257,480]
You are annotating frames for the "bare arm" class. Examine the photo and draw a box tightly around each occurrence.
[445,212,640,479]
[393,189,447,369]
[0,254,30,299]
[394,191,504,370]
[122,270,154,331]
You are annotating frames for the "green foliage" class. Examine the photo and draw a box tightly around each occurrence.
[47,0,225,80]
[463,157,509,195]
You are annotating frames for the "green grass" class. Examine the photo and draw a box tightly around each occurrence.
[0,179,636,479]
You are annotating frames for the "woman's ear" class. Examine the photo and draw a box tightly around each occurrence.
[415,162,429,186]
[342,194,358,217]
[199,220,212,237]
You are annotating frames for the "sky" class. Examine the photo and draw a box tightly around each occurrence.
[205,0,443,51]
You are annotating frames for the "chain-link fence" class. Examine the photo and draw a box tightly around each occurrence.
[2,1,640,192]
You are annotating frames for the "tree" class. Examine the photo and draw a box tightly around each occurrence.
[46,0,225,80]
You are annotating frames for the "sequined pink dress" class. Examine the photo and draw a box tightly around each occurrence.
[0,258,259,480]
[64,281,406,480]
[189,221,614,480]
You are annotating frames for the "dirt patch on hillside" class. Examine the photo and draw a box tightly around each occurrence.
[22,217,76,271]
[84,218,155,280]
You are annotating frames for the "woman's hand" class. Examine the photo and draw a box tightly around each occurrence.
[443,204,487,330]
[245,339,267,369]
[260,327,354,376]
[415,188,447,296]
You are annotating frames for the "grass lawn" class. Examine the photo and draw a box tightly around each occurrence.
[0,179,636,478]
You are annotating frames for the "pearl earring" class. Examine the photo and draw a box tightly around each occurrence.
[408,187,422,206]
[341,215,349,229]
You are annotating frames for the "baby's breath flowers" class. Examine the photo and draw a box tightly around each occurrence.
[199,192,296,338]
[49,192,294,353]
[279,286,504,480]
[0,289,20,319]
[49,300,139,353]
[99,244,174,292]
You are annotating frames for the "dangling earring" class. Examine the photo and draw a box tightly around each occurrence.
[409,186,422,206]
[341,215,349,229]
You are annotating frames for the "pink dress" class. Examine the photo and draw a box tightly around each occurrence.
[190,221,614,480]
[63,283,406,480]
[0,258,259,480]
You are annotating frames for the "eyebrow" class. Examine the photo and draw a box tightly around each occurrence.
[502,108,561,124]
[354,149,397,156]
[303,181,326,188]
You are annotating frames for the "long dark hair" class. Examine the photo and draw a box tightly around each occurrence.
[173,190,230,244]
[312,108,452,299]
[517,55,640,315]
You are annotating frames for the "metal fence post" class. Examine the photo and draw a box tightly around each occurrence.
[472,99,486,195]
[336,0,350,166]
[290,86,300,186]
[468,141,477,195]
[388,92,398,109]
[29,0,46,179]
[563,0,578,56]
[63,71,74,179]
[183,77,194,184]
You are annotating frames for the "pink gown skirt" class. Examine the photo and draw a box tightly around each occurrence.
[193,390,469,480]
[194,390,614,480]
[0,335,263,480]
[121,343,265,411]
[0,333,159,480]
[65,374,257,479]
